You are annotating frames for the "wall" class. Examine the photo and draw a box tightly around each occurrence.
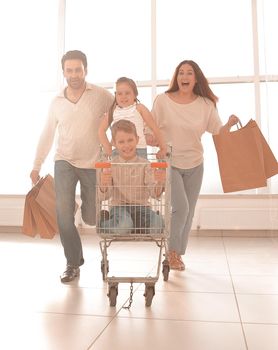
[1,194,278,230]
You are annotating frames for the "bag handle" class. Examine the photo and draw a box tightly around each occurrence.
[236,120,243,130]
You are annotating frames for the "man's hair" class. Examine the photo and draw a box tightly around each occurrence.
[111,120,138,140]
[61,50,87,70]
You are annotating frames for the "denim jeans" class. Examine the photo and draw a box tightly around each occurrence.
[112,148,148,159]
[54,160,96,267]
[100,205,164,234]
[169,163,204,255]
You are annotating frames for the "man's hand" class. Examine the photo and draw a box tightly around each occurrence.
[30,170,40,185]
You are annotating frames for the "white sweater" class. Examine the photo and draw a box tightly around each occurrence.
[33,83,113,171]
[152,93,223,169]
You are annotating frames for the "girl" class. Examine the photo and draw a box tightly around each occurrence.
[98,77,167,159]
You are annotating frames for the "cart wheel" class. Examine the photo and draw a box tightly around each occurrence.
[144,284,155,307]
[162,259,170,281]
[108,285,118,307]
[101,259,109,281]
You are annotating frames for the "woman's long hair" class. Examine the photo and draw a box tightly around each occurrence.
[166,60,218,106]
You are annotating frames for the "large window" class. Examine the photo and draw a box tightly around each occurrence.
[0,0,61,194]
[156,0,254,79]
[65,0,151,83]
[1,0,278,194]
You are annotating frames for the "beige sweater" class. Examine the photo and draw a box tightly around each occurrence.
[33,83,113,171]
[98,155,163,206]
[152,93,223,169]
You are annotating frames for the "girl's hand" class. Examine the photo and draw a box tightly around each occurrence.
[103,144,113,157]
[145,133,158,146]
[156,147,167,159]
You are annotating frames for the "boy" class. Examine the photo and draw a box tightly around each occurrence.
[98,119,166,234]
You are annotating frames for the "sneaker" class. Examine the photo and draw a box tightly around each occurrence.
[60,265,80,283]
[167,250,185,271]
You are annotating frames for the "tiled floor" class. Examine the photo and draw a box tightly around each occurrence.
[1,230,278,350]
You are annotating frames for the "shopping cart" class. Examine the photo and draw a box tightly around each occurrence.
[95,153,171,307]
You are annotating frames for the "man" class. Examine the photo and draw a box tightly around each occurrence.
[30,50,113,282]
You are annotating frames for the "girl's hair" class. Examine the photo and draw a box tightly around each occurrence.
[111,119,138,141]
[166,60,218,106]
[108,77,140,125]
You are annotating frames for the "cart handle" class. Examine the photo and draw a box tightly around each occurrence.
[95,162,111,169]
[151,162,168,168]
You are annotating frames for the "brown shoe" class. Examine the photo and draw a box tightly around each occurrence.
[176,254,185,270]
[167,250,185,270]
[60,265,80,283]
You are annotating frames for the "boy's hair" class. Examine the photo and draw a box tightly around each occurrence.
[111,120,138,140]
[61,50,87,70]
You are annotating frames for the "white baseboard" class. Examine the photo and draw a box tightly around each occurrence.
[1,195,278,230]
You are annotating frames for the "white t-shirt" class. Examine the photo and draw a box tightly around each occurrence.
[152,93,223,169]
[112,103,146,148]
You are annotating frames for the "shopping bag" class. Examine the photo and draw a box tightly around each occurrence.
[22,191,37,237]
[22,174,58,238]
[213,119,278,193]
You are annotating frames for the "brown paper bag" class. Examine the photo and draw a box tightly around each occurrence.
[213,119,278,193]
[22,174,58,238]
[22,191,37,237]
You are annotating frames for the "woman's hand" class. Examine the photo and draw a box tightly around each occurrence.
[220,114,240,134]
[227,114,240,128]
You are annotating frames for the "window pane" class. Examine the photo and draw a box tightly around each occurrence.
[0,0,60,194]
[260,82,278,192]
[258,0,278,74]
[65,0,151,83]
[156,0,253,79]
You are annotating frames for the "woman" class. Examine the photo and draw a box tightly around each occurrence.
[151,60,238,270]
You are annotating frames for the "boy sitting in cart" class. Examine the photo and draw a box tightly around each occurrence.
[98,119,166,235]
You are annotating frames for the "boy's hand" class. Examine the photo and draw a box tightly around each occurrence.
[100,168,112,188]
[154,168,166,185]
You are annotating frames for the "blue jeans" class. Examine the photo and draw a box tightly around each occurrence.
[170,163,204,255]
[112,148,148,159]
[54,160,96,267]
[100,205,164,234]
